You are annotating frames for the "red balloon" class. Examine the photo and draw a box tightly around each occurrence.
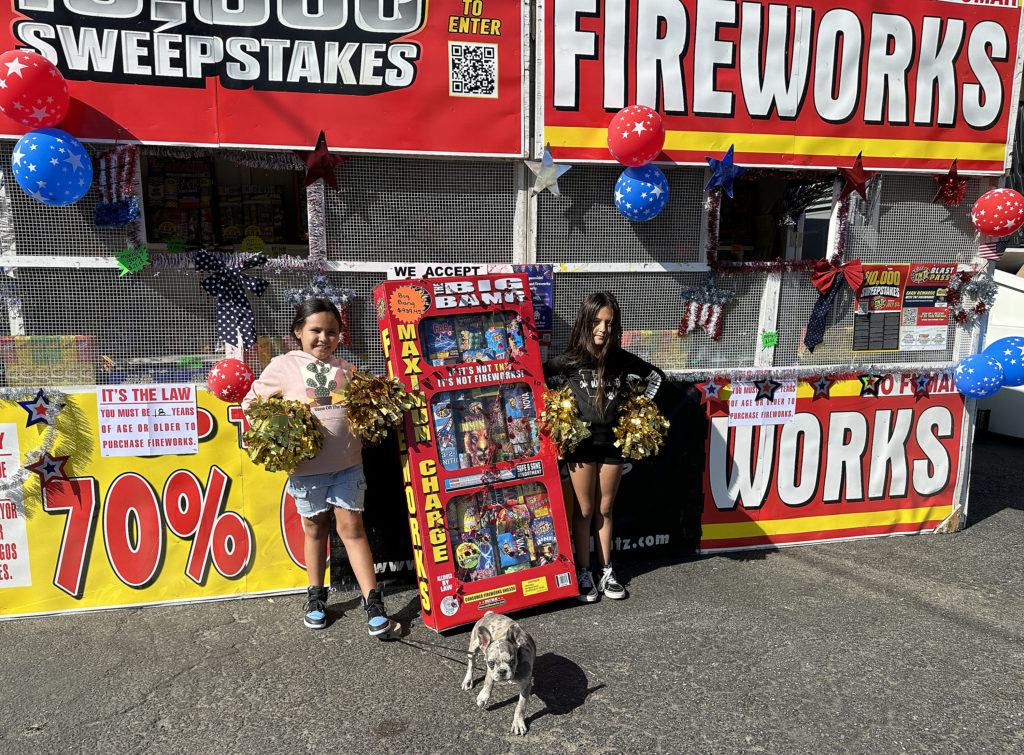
[971,188,1024,238]
[607,105,665,167]
[207,359,255,403]
[0,50,69,128]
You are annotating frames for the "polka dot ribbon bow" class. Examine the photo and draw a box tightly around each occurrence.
[196,251,269,349]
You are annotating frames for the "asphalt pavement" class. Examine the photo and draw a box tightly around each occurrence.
[1,434,1022,754]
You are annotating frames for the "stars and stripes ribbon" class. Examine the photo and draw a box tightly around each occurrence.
[678,273,734,341]
[803,258,864,353]
[196,252,269,348]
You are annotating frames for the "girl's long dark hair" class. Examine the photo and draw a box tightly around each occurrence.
[562,291,622,417]
[291,298,343,339]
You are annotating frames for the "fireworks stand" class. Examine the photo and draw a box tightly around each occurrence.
[374,274,577,630]
[1,1,1023,622]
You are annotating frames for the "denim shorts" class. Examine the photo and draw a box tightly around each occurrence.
[287,465,366,519]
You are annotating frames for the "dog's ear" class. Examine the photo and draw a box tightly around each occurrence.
[477,627,493,650]
[506,624,529,648]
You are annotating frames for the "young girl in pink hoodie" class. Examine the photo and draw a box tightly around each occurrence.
[244,298,396,636]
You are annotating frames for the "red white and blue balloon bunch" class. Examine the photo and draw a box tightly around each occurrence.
[607,105,668,221]
[0,49,93,206]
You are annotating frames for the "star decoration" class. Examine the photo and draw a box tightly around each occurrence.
[284,273,355,311]
[753,378,782,402]
[932,160,967,206]
[839,152,877,200]
[913,374,932,399]
[810,375,834,400]
[296,130,347,191]
[18,389,55,427]
[526,143,571,197]
[25,451,70,486]
[697,380,725,404]
[858,373,882,397]
[705,144,747,198]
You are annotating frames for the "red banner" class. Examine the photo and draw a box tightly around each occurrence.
[701,376,965,551]
[543,0,1023,173]
[0,1,525,155]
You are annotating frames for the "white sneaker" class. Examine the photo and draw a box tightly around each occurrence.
[598,565,627,600]
[576,568,599,602]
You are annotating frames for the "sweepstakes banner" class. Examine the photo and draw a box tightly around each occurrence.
[542,0,1024,173]
[0,390,316,619]
[702,376,965,551]
[0,1,525,155]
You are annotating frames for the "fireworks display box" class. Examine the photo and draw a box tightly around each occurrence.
[375,274,578,631]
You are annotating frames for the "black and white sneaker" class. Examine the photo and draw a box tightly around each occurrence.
[361,588,400,639]
[577,568,599,603]
[598,565,627,600]
[303,585,328,629]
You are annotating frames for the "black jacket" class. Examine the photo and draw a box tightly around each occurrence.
[543,347,665,446]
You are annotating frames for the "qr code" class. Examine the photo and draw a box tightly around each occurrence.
[556,572,571,588]
[902,309,916,325]
[449,42,498,98]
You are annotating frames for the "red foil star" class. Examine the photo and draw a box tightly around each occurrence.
[296,130,346,190]
[932,160,967,206]
[839,152,877,200]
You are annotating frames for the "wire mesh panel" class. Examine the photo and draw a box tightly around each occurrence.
[536,165,705,264]
[248,270,388,375]
[323,157,516,263]
[846,173,995,265]
[0,140,136,257]
[773,271,957,367]
[549,272,763,372]
[5,267,389,387]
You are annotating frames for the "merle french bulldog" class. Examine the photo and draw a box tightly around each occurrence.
[461,611,537,735]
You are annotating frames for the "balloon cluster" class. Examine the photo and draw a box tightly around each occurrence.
[0,50,93,206]
[607,105,668,221]
[954,336,1024,399]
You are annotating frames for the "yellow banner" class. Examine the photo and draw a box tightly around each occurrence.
[0,391,310,619]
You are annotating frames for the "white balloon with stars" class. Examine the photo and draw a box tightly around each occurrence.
[614,165,669,222]
[953,353,1004,399]
[11,127,92,206]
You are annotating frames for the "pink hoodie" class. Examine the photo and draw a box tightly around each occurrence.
[243,350,362,477]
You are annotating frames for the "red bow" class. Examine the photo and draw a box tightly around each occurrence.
[810,258,864,297]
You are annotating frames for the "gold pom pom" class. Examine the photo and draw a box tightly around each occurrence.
[540,385,591,454]
[243,395,324,474]
[337,371,420,446]
[613,388,670,460]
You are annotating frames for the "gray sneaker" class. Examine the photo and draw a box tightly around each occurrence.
[577,567,599,603]
[598,565,627,600]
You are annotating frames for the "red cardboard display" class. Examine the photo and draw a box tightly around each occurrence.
[375,274,577,631]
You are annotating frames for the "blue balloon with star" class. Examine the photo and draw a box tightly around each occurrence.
[982,336,1024,386]
[11,128,93,206]
[614,165,669,222]
[954,354,1004,399]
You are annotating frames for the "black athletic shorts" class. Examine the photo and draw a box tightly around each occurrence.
[562,439,623,465]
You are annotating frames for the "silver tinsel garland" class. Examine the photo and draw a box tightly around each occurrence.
[0,388,68,499]
[666,362,957,384]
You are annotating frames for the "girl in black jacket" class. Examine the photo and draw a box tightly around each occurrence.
[544,291,664,601]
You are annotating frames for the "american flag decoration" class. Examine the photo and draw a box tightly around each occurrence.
[678,273,735,341]
[977,236,1007,261]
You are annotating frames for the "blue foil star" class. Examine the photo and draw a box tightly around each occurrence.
[705,145,747,198]
[18,389,54,428]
